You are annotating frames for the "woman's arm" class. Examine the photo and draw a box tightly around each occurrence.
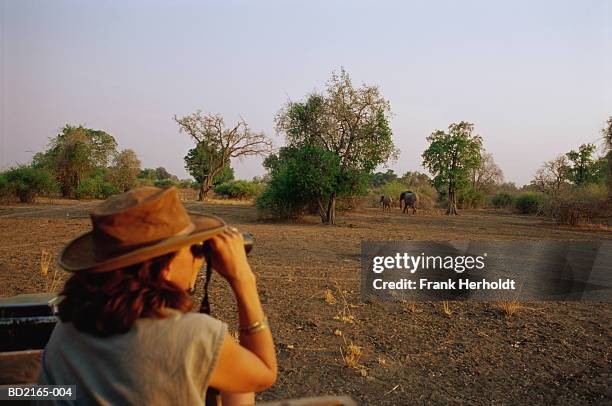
[207,230,277,393]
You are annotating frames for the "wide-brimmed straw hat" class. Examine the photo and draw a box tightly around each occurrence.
[59,186,227,272]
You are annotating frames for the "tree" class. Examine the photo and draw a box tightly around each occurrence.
[531,155,570,192]
[400,171,431,187]
[36,125,117,197]
[138,168,158,184]
[175,112,272,201]
[565,144,597,185]
[602,116,612,199]
[184,144,235,196]
[471,151,503,192]
[276,68,397,224]
[370,169,398,187]
[591,155,609,185]
[107,149,141,192]
[422,121,482,215]
[154,167,179,181]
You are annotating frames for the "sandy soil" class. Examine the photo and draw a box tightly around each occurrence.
[0,201,610,405]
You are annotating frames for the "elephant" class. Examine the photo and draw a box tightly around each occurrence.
[399,191,417,214]
[380,195,393,211]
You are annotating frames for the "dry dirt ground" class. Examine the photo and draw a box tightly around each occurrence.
[0,200,611,405]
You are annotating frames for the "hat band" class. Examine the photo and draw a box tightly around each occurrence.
[174,222,196,237]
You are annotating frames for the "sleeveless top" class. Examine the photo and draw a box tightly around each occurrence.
[37,309,227,405]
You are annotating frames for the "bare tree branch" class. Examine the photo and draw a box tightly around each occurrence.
[175,111,273,200]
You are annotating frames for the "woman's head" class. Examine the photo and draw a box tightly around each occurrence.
[59,242,206,337]
[56,187,230,336]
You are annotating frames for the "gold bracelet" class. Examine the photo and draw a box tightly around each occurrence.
[239,317,269,336]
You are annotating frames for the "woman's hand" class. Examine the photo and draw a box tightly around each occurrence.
[206,227,254,285]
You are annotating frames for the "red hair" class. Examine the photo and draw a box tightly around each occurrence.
[58,252,193,336]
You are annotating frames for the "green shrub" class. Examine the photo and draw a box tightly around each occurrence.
[0,173,12,202]
[490,192,514,208]
[3,166,57,203]
[75,175,118,199]
[514,192,545,214]
[257,146,322,218]
[256,172,304,219]
[99,182,119,198]
[154,179,178,189]
[75,178,99,199]
[214,180,264,200]
[458,186,487,209]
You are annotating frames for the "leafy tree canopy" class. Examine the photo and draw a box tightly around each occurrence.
[35,125,117,197]
[107,149,141,192]
[275,68,397,223]
[184,144,234,187]
[422,121,482,214]
[370,169,398,187]
[565,144,598,186]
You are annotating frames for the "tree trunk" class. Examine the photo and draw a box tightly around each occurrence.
[316,197,327,223]
[198,176,214,201]
[325,193,337,225]
[61,184,70,198]
[447,183,458,215]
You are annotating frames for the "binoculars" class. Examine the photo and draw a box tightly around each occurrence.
[193,231,253,257]
[240,231,254,255]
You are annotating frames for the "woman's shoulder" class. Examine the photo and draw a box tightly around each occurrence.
[140,310,228,387]
[138,309,227,339]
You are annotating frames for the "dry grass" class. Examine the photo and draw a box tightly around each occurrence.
[332,283,355,324]
[571,222,612,232]
[495,300,522,318]
[340,338,367,376]
[40,249,59,293]
[401,300,417,313]
[324,289,337,305]
[441,301,452,317]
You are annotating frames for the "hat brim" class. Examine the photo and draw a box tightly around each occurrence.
[59,212,227,272]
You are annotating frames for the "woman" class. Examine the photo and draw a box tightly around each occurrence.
[39,186,277,405]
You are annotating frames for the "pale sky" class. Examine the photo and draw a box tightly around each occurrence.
[1,0,611,186]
